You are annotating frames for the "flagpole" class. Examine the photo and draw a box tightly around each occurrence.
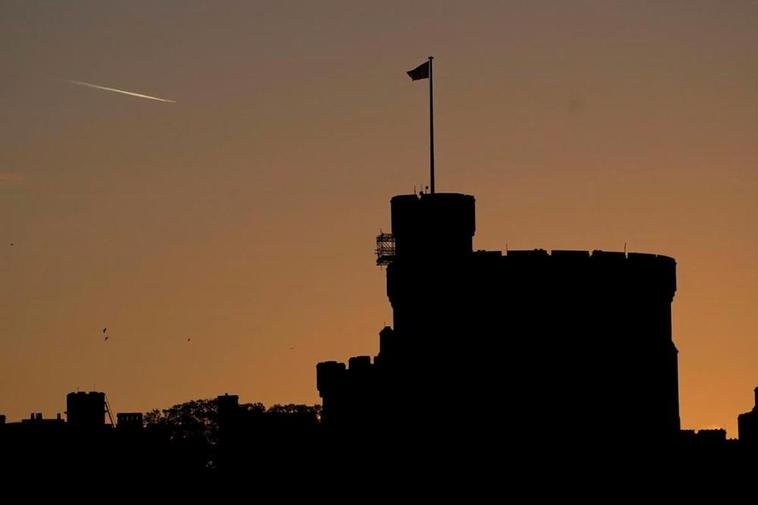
[428,56,435,194]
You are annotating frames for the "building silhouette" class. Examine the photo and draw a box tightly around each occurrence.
[318,192,680,448]
[5,192,758,481]
[66,391,106,429]
[738,387,758,447]
[116,412,144,431]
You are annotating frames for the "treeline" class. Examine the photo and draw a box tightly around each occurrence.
[141,397,322,473]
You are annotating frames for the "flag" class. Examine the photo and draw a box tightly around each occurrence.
[407,61,430,81]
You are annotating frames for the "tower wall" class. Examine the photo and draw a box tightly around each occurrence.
[66,392,105,429]
[319,192,681,443]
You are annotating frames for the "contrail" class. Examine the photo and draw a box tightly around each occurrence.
[67,80,176,103]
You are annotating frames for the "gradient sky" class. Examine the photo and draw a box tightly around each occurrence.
[1,0,756,435]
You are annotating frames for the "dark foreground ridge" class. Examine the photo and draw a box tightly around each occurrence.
[3,192,758,487]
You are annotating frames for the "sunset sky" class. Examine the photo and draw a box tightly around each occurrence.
[1,0,756,435]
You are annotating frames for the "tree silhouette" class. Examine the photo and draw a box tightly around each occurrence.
[145,399,218,444]
[141,398,321,472]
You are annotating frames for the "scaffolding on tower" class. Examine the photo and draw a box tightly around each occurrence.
[375,232,396,266]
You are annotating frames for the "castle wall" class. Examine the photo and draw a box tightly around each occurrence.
[317,193,680,444]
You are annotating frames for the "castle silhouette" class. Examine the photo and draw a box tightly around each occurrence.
[3,190,758,481]
[318,191,680,450]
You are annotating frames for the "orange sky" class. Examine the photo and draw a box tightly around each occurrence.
[1,1,756,435]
